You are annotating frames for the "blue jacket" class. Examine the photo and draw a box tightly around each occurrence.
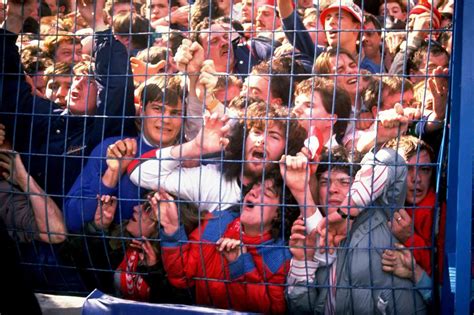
[233,38,273,76]
[64,136,154,233]
[0,29,137,199]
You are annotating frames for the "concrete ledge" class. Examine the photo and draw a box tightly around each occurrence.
[36,293,85,315]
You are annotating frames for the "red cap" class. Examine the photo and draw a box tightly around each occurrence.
[409,0,442,29]
[320,0,363,29]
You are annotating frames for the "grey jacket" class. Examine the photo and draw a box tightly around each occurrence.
[287,148,427,314]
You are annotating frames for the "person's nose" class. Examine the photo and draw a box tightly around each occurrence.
[408,169,421,185]
[328,15,337,27]
[328,181,339,194]
[255,135,265,146]
[56,85,68,99]
[161,109,171,124]
[293,105,303,117]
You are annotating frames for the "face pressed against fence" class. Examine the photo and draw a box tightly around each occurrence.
[141,100,183,148]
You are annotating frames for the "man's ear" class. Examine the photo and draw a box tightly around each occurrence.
[170,6,178,12]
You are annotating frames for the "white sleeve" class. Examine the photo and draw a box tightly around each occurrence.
[287,259,319,284]
[160,164,241,212]
[349,149,397,209]
[129,146,180,191]
[302,211,337,266]
[184,96,204,141]
[305,209,323,234]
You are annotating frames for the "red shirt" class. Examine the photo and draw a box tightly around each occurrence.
[404,189,446,280]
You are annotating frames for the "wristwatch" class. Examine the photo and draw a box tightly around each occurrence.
[337,207,357,220]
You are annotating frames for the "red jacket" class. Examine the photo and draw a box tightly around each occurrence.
[404,189,446,279]
[160,210,291,314]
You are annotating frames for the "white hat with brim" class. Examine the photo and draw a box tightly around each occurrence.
[320,0,363,29]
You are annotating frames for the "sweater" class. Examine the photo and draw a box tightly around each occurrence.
[161,209,291,314]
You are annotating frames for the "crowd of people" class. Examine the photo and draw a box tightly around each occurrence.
[0,0,453,313]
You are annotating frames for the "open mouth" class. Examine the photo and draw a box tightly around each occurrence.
[415,189,424,195]
[242,200,257,212]
[157,126,172,133]
[327,30,337,37]
[70,90,80,100]
[251,150,265,160]
[346,78,357,85]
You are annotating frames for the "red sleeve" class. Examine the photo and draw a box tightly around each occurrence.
[436,202,446,282]
[405,232,432,275]
[160,225,201,289]
[227,253,289,314]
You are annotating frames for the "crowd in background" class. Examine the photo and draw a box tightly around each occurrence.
[0,0,453,313]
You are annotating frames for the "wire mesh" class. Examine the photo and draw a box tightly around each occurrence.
[0,0,457,313]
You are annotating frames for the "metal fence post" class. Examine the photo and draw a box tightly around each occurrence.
[442,0,474,313]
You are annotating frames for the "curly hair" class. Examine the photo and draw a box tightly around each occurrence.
[190,0,225,31]
[223,101,307,181]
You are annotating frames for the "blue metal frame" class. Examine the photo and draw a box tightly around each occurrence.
[442,0,474,313]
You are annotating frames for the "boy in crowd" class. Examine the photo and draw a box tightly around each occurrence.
[42,31,82,64]
[128,101,307,213]
[287,145,427,314]
[0,0,136,198]
[65,76,184,233]
[43,62,72,109]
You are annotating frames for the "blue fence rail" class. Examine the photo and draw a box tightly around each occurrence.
[442,0,473,313]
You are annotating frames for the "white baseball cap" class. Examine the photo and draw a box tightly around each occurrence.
[320,0,363,28]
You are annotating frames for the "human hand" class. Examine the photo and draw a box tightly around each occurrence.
[388,209,412,243]
[94,195,118,230]
[150,190,179,235]
[375,104,408,144]
[384,32,405,56]
[169,5,190,28]
[131,237,158,267]
[356,111,374,130]
[316,211,348,254]
[402,107,422,123]
[216,237,247,263]
[106,138,137,174]
[382,243,416,279]
[279,152,313,195]
[174,38,205,75]
[193,112,230,154]
[428,66,449,120]
[0,149,29,187]
[130,57,165,84]
[289,217,318,261]
[196,60,219,102]
[408,12,432,44]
